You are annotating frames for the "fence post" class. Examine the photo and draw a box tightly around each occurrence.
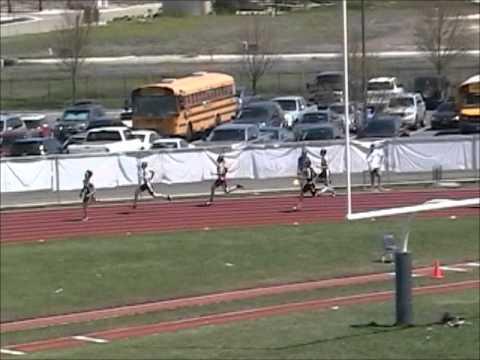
[55,156,61,204]
[472,136,478,175]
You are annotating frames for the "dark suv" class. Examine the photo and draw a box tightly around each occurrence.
[0,113,29,155]
[54,101,106,141]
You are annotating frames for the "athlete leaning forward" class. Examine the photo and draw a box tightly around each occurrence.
[293,148,336,211]
[205,154,244,206]
[132,161,172,209]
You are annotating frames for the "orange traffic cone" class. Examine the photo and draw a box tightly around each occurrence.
[432,260,444,279]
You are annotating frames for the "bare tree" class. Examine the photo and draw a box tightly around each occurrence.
[241,16,275,95]
[414,0,467,78]
[6,0,12,13]
[53,12,91,103]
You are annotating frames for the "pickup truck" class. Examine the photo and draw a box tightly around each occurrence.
[367,77,404,105]
[272,96,316,128]
[66,126,143,154]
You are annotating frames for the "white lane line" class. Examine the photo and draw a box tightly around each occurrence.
[387,273,423,278]
[465,262,480,267]
[0,348,26,355]
[72,335,109,344]
[441,266,469,272]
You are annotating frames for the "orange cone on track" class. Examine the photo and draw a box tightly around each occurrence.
[432,260,444,279]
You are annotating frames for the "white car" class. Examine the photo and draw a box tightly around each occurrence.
[151,137,194,149]
[272,96,313,128]
[131,130,161,150]
[367,77,404,105]
[67,126,143,154]
[385,93,426,130]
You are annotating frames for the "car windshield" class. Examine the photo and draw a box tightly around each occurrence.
[209,129,245,141]
[275,100,297,111]
[63,110,90,121]
[24,120,44,129]
[436,102,456,112]
[133,94,178,118]
[303,127,333,140]
[301,113,328,124]
[389,97,414,107]
[87,131,122,141]
[368,82,394,91]
[238,107,268,120]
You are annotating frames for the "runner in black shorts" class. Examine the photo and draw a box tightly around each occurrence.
[317,148,336,197]
[132,161,171,209]
[79,169,96,221]
[293,158,317,211]
[205,154,244,206]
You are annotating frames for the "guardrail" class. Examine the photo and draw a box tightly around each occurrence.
[1,135,479,200]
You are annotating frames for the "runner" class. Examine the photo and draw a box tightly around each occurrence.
[133,161,171,209]
[79,170,96,221]
[293,157,317,211]
[205,154,244,206]
[317,148,336,197]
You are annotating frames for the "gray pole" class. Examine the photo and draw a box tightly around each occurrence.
[395,251,413,326]
[361,0,367,129]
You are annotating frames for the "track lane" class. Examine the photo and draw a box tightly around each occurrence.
[1,188,478,243]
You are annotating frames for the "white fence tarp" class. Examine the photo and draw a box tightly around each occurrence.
[1,138,478,193]
[389,140,473,173]
[0,159,54,193]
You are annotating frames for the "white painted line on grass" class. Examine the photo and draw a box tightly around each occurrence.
[465,262,480,267]
[440,266,469,272]
[72,335,109,344]
[1,348,26,356]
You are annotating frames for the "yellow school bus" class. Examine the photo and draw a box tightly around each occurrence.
[131,72,237,139]
[457,74,480,134]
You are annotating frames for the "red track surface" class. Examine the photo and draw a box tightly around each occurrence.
[1,188,478,244]
[5,280,478,355]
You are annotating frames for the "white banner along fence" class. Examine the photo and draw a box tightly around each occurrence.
[1,136,479,193]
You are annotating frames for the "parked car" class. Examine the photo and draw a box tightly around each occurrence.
[367,77,404,105]
[328,103,359,132]
[66,126,143,154]
[20,114,52,138]
[54,101,107,141]
[384,93,426,129]
[234,101,287,128]
[272,96,312,128]
[0,113,29,154]
[259,127,296,143]
[357,115,409,138]
[9,137,63,157]
[414,76,450,110]
[131,130,162,150]
[296,123,344,141]
[151,137,193,149]
[430,101,459,130]
[293,110,330,138]
[203,123,266,146]
[86,118,126,130]
[306,71,343,105]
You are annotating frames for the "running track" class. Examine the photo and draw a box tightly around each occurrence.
[3,280,478,355]
[1,188,479,244]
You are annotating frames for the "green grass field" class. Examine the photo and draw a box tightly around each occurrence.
[16,290,480,360]
[2,218,478,323]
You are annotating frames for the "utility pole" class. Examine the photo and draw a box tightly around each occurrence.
[39,0,43,11]
[6,0,12,13]
[361,0,367,129]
